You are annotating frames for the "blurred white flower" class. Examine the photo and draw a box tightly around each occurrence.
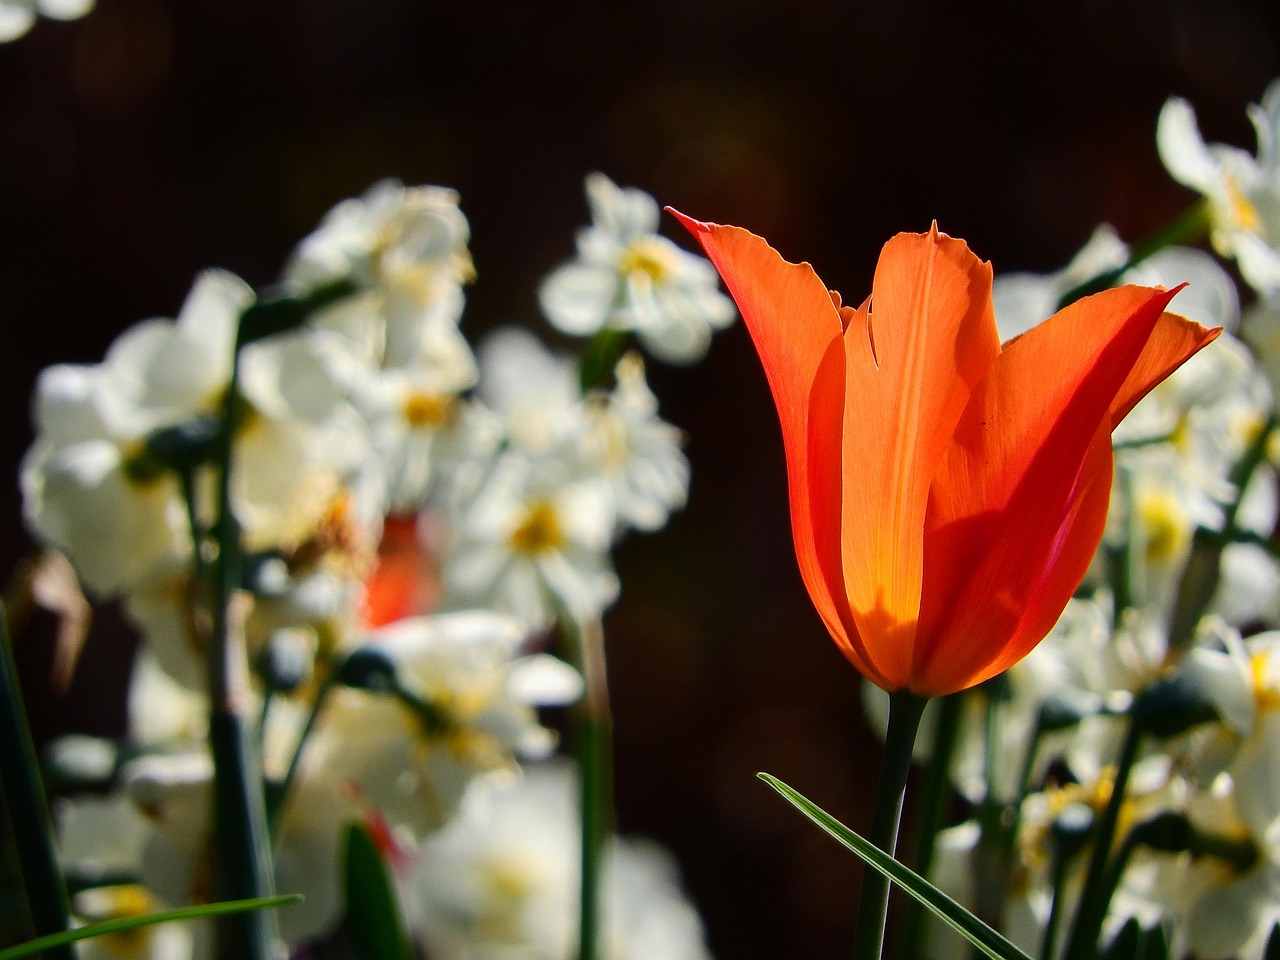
[406,759,712,960]
[306,611,581,840]
[580,353,688,533]
[0,0,92,43]
[1157,81,1280,296]
[286,180,476,377]
[539,173,735,365]
[442,456,618,628]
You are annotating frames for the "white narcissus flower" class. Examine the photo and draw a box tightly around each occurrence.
[305,612,581,841]
[580,353,689,534]
[1157,81,1280,296]
[286,180,476,377]
[442,456,619,629]
[405,759,712,960]
[0,0,92,43]
[539,173,735,365]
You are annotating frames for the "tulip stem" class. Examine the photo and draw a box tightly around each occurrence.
[853,689,927,960]
[898,692,963,960]
[1055,200,1210,309]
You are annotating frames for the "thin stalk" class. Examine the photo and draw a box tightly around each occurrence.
[1039,847,1073,960]
[562,615,613,960]
[267,678,334,839]
[1168,414,1276,653]
[1055,201,1210,309]
[206,346,278,960]
[1062,716,1145,960]
[0,606,75,960]
[899,693,964,960]
[852,690,928,960]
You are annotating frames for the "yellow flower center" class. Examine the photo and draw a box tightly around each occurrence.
[1224,172,1263,234]
[509,500,564,554]
[402,390,455,429]
[617,238,674,284]
[77,884,157,957]
[1251,651,1280,712]
[1136,489,1189,566]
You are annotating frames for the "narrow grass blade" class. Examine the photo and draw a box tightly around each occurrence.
[0,895,300,960]
[758,773,1032,960]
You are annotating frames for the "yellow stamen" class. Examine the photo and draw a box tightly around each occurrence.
[509,500,564,554]
[402,390,456,429]
[617,238,674,284]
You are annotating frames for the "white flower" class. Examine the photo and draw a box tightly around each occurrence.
[305,611,581,840]
[579,353,689,533]
[442,456,619,628]
[286,180,476,376]
[1157,81,1280,296]
[0,0,92,43]
[406,759,712,960]
[539,173,735,365]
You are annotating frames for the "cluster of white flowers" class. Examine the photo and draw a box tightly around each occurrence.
[25,172,733,958]
[859,89,1280,958]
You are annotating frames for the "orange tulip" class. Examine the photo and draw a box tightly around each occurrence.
[673,213,1220,697]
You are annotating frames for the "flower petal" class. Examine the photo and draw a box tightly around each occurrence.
[914,286,1216,695]
[670,211,882,680]
[837,226,1000,687]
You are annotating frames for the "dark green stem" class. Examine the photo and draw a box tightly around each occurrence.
[1168,414,1276,652]
[207,340,277,960]
[1062,716,1145,960]
[852,690,928,960]
[1039,847,1072,960]
[561,615,613,960]
[267,678,334,839]
[1056,201,1210,309]
[899,693,963,960]
[0,606,75,960]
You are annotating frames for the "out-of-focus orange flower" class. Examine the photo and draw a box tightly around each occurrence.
[363,514,440,628]
[673,213,1220,696]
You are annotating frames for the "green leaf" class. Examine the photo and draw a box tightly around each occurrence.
[0,895,300,960]
[343,823,414,960]
[757,773,1032,960]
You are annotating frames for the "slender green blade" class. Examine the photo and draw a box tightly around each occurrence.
[758,773,1032,960]
[343,823,414,960]
[0,895,300,960]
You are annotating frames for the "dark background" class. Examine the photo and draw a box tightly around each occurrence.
[3,2,1279,958]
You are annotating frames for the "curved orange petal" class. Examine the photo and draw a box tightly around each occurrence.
[669,210,883,681]
[914,285,1216,695]
[1109,306,1222,426]
[838,226,1000,687]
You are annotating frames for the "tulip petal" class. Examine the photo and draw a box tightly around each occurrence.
[915,286,1216,695]
[670,211,884,681]
[838,226,1000,687]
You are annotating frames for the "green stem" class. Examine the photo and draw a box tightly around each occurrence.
[852,690,928,960]
[1039,847,1073,960]
[1055,201,1210,309]
[0,606,75,960]
[206,341,278,960]
[1062,716,1145,960]
[267,678,333,839]
[1168,414,1277,653]
[562,615,613,960]
[899,693,963,960]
